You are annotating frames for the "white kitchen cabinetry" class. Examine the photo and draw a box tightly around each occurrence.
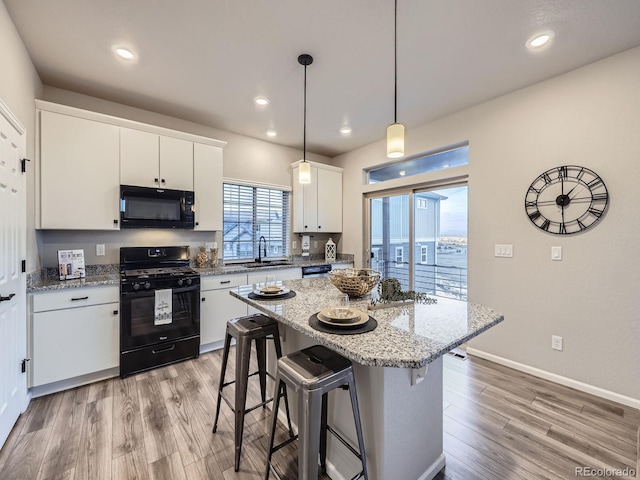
[292,161,343,233]
[200,274,248,347]
[39,110,120,229]
[120,128,194,191]
[193,143,223,230]
[31,286,119,387]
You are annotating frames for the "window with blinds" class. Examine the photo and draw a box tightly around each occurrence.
[223,183,290,261]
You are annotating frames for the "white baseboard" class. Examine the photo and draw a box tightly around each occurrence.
[325,453,446,480]
[466,347,640,410]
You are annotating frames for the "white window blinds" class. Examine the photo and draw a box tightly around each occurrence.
[223,183,290,261]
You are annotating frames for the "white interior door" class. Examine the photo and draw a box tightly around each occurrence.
[0,99,27,449]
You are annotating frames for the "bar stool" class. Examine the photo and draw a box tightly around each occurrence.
[212,313,294,471]
[265,345,368,480]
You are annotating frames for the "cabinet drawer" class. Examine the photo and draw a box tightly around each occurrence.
[33,286,119,313]
[201,273,247,291]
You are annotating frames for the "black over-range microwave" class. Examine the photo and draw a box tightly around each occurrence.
[120,185,195,229]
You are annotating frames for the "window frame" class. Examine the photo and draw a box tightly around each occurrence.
[222,182,290,263]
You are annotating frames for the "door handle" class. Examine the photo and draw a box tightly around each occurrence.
[0,293,16,303]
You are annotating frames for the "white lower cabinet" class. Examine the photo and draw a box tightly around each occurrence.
[200,274,248,346]
[31,287,120,387]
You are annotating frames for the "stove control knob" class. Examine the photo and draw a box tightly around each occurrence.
[177,279,184,287]
[144,282,151,290]
[133,283,140,291]
[186,278,193,286]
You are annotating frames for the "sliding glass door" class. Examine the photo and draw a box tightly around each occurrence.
[367,185,467,300]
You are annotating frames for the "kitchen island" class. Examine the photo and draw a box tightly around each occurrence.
[231,277,503,480]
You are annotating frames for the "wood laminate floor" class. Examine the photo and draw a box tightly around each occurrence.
[0,349,637,480]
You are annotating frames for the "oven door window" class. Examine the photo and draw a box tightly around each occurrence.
[121,286,199,349]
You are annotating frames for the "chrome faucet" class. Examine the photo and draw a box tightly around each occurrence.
[257,235,267,262]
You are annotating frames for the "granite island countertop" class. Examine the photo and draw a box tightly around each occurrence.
[230,277,504,369]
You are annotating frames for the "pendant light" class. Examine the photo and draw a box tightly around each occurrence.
[298,54,313,184]
[387,0,405,158]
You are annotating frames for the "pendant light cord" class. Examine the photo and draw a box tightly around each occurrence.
[303,62,307,161]
[394,0,398,124]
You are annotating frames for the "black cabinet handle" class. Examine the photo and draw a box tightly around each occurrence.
[318,225,322,229]
[220,280,231,284]
[113,310,119,315]
[161,178,166,184]
[195,222,199,226]
[154,177,159,183]
[71,296,89,301]
[201,297,206,302]
[0,293,16,303]
[114,219,118,225]
[304,225,308,229]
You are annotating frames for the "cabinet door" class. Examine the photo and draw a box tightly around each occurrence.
[40,111,120,229]
[200,289,247,345]
[32,304,119,386]
[317,167,342,232]
[293,165,319,232]
[159,136,193,191]
[193,143,223,231]
[120,128,160,188]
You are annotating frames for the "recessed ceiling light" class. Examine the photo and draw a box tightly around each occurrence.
[526,31,554,49]
[254,96,270,106]
[399,170,406,176]
[266,130,277,137]
[339,126,352,136]
[112,45,136,60]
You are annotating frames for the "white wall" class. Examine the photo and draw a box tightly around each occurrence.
[333,46,640,401]
[0,1,43,272]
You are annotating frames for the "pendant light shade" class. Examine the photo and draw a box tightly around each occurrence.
[298,53,313,184]
[298,160,311,183]
[387,123,405,158]
[387,0,405,158]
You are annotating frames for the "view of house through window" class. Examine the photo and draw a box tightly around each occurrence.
[222,183,289,262]
[368,185,468,300]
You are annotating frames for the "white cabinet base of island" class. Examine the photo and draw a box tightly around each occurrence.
[230,278,503,480]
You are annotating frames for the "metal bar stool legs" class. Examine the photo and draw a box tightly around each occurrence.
[265,345,368,480]
[212,314,294,472]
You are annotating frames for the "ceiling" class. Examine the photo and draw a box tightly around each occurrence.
[5,0,640,157]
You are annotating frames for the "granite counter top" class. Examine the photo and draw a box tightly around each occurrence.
[230,277,503,369]
[27,255,354,292]
[195,255,353,276]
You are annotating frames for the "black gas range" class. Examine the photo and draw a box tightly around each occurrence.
[119,246,200,378]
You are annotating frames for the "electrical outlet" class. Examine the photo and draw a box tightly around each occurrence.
[494,244,513,257]
[552,335,563,351]
[96,244,105,256]
[551,246,562,261]
[292,240,297,250]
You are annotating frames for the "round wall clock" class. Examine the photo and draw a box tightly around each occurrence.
[525,165,609,235]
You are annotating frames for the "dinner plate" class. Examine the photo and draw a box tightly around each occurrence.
[317,309,369,328]
[319,307,360,322]
[252,287,290,297]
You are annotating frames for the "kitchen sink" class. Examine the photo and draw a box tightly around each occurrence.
[240,261,294,268]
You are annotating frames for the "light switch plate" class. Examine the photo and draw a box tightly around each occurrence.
[494,244,513,258]
[96,244,105,256]
[292,240,297,250]
[551,246,562,261]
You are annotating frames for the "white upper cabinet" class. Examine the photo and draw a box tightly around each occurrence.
[159,136,193,191]
[120,128,194,191]
[292,161,343,233]
[39,110,120,229]
[120,128,159,188]
[36,101,226,231]
[193,142,223,231]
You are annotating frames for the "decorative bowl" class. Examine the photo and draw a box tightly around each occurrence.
[328,268,381,298]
